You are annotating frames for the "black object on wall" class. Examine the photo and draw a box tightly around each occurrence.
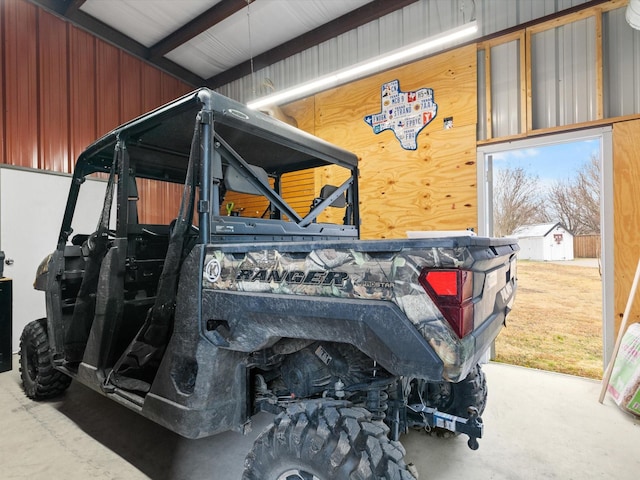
[0,274,12,373]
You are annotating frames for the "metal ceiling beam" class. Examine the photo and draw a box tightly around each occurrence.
[63,0,86,16]
[27,0,205,86]
[206,0,419,89]
[149,0,255,61]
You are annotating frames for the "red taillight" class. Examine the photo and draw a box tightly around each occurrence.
[419,269,474,338]
[424,271,458,296]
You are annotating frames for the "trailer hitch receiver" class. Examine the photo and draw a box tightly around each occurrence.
[407,404,483,450]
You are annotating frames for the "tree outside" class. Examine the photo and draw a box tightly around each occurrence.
[492,143,601,238]
[547,155,600,236]
[493,167,549,237]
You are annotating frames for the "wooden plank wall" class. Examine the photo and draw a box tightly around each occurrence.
[0,0,191,223]
[573,235,601,258]
[283,44,478,239]
[613,119,640,334]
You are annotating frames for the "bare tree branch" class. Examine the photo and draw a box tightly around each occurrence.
[493,167,549,237]
[547,155,600,235]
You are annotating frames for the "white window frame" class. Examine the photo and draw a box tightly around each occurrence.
[477,127,614,366]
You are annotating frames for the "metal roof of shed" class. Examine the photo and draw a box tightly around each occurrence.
[512,223,573,238]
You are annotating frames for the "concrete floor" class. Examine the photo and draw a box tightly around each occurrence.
[1,359,638,480]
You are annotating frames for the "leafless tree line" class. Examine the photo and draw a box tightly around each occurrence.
[493,155,600,237]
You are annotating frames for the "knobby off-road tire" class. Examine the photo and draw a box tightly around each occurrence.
[243,399,416,480]
[20,318,71,399]
[437,363,487,417]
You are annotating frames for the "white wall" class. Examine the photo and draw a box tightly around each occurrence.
[0,167,109,352]
[517,237,544,261]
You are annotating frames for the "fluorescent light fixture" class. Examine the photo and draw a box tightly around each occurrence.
[247,21,478,110]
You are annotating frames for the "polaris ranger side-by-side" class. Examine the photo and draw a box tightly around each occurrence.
[20,89,518,479]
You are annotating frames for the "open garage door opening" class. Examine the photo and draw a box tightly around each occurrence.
[478,128,613,379]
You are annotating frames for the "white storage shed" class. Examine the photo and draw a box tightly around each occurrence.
[512,223,574,261]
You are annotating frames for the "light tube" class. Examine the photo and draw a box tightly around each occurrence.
[247,21,478,110]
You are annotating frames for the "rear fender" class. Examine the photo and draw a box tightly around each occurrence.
[201,290,444,380]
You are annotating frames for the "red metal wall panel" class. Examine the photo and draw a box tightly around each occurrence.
[137,179,182,225]
[120,52,142,123]
[95,41,121,138]
[0,0,193,220]
[161,74,190,105]
[3,0,39,168]
[69,26,97,167]
[38,9,70,172]
[0,5,4,164]
[142,63,163,112]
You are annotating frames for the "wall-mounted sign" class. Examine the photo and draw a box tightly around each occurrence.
[364,79,438,150]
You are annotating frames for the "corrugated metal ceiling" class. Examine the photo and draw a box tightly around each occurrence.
[29,0,411,88]
[80,0,215,47]
[79,0,372,79]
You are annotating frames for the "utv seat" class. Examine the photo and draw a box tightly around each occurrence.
[224,164,269,195]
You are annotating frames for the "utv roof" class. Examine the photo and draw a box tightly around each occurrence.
[76,88,358,182]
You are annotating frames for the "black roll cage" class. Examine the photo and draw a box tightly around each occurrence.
[57,88,360,248]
